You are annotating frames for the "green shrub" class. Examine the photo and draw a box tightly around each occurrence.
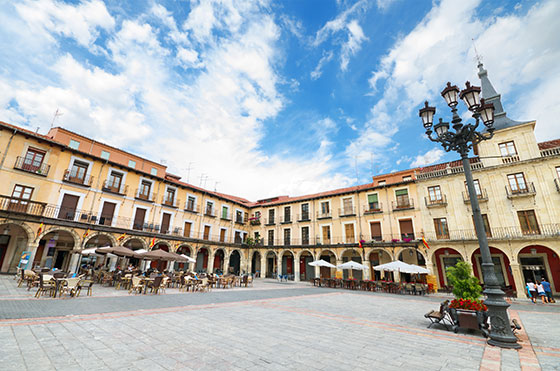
[446,261,482,300]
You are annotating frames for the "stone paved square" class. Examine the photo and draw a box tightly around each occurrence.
[1,276,559,370]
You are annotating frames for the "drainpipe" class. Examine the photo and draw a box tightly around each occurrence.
[0,129,17,169]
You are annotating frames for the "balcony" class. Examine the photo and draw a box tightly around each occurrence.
[63,170,93,187]
[184,203,199,213]
[162,195,180,208]
[506,182,536,199]
[0,195,46,216]
[235,216,245,225]
[463,189,489,203]
[249,217,261,226]
[102,180,128,196]
[555,178,560,193]
[425,195,447,208]
[392,198,414,211]
[204,208,216,218]
[264,217,275,225]
[13,156,50,177]
[280,216,292,224]
[363,203,383,214]
[316,211,332,219]
[297,213,311,222]
[135,188,153,202]
[339,207,356,217]
[501,154,520,164]
[221,212,232,221]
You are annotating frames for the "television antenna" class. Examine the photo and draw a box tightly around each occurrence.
[50,108,63,128]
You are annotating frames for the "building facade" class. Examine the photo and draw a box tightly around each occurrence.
[0,64,558,298]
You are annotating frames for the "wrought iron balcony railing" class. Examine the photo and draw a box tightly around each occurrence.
[425,195,447,207]
[135,188,153,202]
[392,198,414,211]
[316,211,332,219]
[339,207,356,217]
[13,156,50,177]
[505,182,536,199]
[63,169,93,187]
[462,189,489,203]
[102,180,128,195]
[363,203,382,214]
[162,195,180,208]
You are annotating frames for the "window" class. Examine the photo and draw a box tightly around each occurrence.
[395,189,409,208]
[342,197,353,215]
[403,175,412,181]
[9,185,33,212]
[219,228,226,242]
[69,139,80,150]
[22,147,45,172]
[367,194,379,211]
[301,226,309,245]
[556,166,560,179]
[203,225,211,240]
[472,214,492,238]
[370,221,382,241]
[320,201,330,215]
[321,225,331,243]
[205,201,214,215]
[69,160,89,182]
[507,173,527,193]
[139,180,151,200]
[151,167,157,176]
[222,206,229,219]
[344,224,355,243]
[165,188,176,206]
[399,219,414,240]
[284,206,291,222]
[378,180,386,186]
[100,150,110,160]
[128,160,136,168]
[268,230,274,246]
[284,229,291,246]
[301,203,309,220]
[499,141,517,156]
[236,210,243,223]
[186,196,196,211]
[234,231,242,244]
[133,208,146,230]
[268,209,275,223]
[106,171,123,192]
[184,221,192,237]
[434,218,449,239]
[517,210,540,235]
[428,186,442,202]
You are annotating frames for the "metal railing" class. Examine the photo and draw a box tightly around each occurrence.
[235,215,245,224]
[13,156,50,177]
[462,189,489,203]
[204,207,216,217]
[363,203,382,214]
[338,207,356,217]
[280,215,292,224]
[162,195,180,208]
[392,198,414,211]
[63,169,93,187]
[184,203,199,213]
[264,217,275,225]
[316,211,332,219]
[220,211,232,220]
[102,180,128,195]
[135,188,153,202]
[505,182,536,199]
[297,213,311,222]
[425,195,447,207]
[415,159,483,180]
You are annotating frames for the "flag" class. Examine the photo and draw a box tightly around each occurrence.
[117,233,126,242]
[149,237,156,248]
[421,237,430,250]
[36,223,44,239]
[359,239,364,249]
[83,229,90,239]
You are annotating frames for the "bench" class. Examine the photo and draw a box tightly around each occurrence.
[425,300,453,331]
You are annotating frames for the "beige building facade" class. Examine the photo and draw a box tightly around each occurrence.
[1,65,558,298]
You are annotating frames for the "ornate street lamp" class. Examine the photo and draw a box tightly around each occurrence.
[419,81,520,349]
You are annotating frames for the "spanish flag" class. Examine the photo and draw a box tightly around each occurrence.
[149,237,156,248]
[421,236,430,249]
[36,223,44,239]
[117,233,127,242]
[359,240,364,249]
[83,229,91,239]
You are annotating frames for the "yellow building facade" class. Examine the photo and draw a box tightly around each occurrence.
[1,65,558,298]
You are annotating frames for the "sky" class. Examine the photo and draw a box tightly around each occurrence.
[0,0,559,200]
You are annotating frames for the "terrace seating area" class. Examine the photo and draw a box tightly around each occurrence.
[312,278,433,295]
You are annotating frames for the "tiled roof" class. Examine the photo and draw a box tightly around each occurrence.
[417,157,480,174]
[538,139,560,150]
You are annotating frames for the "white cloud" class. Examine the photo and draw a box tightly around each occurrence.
[340,19,367,71]
[310,50,334,80]
[15,0,114,47]
[313,0,368,46]
[376,0,398,11]
[177,47,204,69]
[410,149,445,167]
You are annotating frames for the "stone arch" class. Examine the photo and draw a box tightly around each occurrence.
[264,250,278,278]
[251,250,262,275]
[151,240,171,251]
[280,249,295,279]
[340,248,364,280]
[296,249,314,261]
[367,248,394,261]
[432,247,465,287]
[35,228,79,271]
[122,237,147,250]
[83,232,117,248]
[176,244,193,255]
[517,245,560,295]
[228,249,242,275]
[36,226,80,248]
[396,247,427,266]
[340,247,363,260]
[0,222,35,273]
[195,245,211,273]
[470,245,515,290]
[297,249,315,281]
[0,221,34,243]
[316,249,337,279]
[367,248,394,280]
[318,249,338,261]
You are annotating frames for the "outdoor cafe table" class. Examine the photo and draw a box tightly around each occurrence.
[51,277,69,298]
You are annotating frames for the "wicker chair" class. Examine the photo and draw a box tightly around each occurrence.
[60,278,81,297]
[35,275,55,298]
[77,280,94,296]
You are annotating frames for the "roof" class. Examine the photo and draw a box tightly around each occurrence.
[417,157,480,174]
[538,139,560,150]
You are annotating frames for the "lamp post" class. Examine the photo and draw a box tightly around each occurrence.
[419,81,520,349]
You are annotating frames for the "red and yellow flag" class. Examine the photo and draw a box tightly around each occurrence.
[149,237,156,248]
[117,233,127,242]
[36,223,44,239]
[421,236,430,249]
[83,229,91,239]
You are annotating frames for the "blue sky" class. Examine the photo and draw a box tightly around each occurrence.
[1,0,559,200]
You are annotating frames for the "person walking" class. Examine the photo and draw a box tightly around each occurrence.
[541,279,554,303]
[537,281,548,303]
[527,280,537,303]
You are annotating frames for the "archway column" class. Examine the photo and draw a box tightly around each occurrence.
[260,253,266,278]
[26,243,40,271]
[509,262,525,299]
[294,258,300,282]
[277,254,282,278]
[224,254,230,274]
[207,253,215,274]
[315,265,320,279]
[68,252,80,274]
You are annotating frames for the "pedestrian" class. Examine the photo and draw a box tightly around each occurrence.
[537,281,549,303]
[541,279,554,303]
[527,280,537,303]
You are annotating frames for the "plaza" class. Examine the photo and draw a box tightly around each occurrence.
[1,276,559,370]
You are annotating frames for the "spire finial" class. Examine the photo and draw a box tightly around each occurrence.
[472,38,484,70]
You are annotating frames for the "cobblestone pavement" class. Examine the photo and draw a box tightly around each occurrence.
[0,276,558,370]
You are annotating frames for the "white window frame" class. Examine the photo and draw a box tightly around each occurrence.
[397,217,415,238]
[235,208,244,222]
[130,205,150,229]
[182,218,195,238]
[160,210,176,234]
[138,177,154,200]
[340,196,354,209]
[319,200,331,215]
[185,193,198,210]
[369,220,382,241]
[96,197,122,228]
[105,167,127,190]
[164,185,177,205]
[219,227,229,242]
[221,204,230,218]
[68,155,94,179]
[202,223,213,240]
[342,221,356,243]
[319,223,333,244]
[56,189,86,221]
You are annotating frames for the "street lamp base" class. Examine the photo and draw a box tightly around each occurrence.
[485,287,521,349]
[488,338,522,349]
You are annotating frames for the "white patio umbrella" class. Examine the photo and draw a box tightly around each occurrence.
[81,247,102,256]
[337,261,368,279]
[180,254,196,263]
[373,260,416,273]
[408,264,430,274]
[308,259,336,268]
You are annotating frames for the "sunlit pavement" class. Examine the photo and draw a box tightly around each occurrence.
[0,275,558,370]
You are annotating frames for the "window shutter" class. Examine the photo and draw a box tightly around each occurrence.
[395,189,408,196]
[367,194,378,203]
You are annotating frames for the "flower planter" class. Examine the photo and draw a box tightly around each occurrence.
[449,308,489,337]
